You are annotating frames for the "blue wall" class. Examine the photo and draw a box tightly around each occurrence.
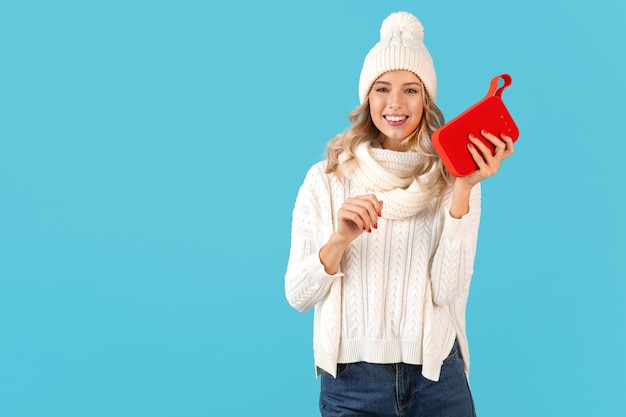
[1,1,624,415]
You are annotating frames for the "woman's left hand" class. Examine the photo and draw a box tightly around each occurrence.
[460,129,515,187]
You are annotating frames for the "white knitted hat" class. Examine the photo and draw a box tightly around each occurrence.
[358,12,437,104]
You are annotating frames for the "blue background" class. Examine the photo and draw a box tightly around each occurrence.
[1,0,624,416]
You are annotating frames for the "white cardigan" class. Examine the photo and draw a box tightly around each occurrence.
[285,161,481,382]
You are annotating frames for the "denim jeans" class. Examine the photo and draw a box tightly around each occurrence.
[319,341,476,417]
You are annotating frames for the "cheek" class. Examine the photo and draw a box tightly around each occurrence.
[411,100,425,116]
[370,112,385,133]
[368,96,383,115]
[368,98,385,131]
[410,103,425,124]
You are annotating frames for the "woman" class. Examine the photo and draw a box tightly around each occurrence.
[285,11,514,417]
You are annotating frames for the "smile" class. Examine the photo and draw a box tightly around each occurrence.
[384,115,408,122]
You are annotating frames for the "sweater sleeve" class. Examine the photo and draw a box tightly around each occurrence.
[285,163,343,313]
[430,183,481,306]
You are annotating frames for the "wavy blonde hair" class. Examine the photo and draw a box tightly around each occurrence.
[326,83,454,196]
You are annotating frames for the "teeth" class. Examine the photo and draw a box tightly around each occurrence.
[385,116,407,122]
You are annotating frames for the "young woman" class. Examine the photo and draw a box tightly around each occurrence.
[285,11,514,417]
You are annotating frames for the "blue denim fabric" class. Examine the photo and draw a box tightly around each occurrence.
[319,341,475,417]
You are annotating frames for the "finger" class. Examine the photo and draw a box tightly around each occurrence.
[468,134,494,161]
[355,194,383,210]
[342,198,379,231]
[500,134,515,158]
[338,204,370,231]
[353,195,382,226]
[466,142,488,175]
[479,129,507,157]
[468,139,501,177]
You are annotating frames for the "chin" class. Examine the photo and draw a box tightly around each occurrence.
[386,132,413,141]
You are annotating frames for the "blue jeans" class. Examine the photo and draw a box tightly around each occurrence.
[319,342,476,417]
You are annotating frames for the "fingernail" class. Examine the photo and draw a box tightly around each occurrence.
[481,129,488,134]
[368,228,372,233]
[467,143,474,149]
[373,223,378,229]
[468,134,475,139]
[362,226,366,230]
[378,211,382,217]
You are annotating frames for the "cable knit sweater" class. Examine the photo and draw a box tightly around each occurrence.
[285,158,481,382]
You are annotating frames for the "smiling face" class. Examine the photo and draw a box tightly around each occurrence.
[368,70,425,151]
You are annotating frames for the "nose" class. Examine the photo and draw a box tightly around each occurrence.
[388,91,403,109]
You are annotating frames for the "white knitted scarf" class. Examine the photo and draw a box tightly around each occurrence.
[341,142,437,219]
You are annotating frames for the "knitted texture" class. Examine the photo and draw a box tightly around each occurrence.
[285,161,482,382]
[341,142,437,219]
[359,11,437,103]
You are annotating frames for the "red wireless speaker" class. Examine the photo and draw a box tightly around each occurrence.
[432,74,519,177]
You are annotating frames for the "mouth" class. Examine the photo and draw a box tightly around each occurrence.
[383,115,409,125]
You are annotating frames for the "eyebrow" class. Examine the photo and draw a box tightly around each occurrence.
[373,80,422,87]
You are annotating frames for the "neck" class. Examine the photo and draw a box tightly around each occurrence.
[382,138,410,152]
[381,129,419,152]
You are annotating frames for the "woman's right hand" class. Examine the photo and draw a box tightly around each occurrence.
[335,194,383,243]
[319,194,383,275]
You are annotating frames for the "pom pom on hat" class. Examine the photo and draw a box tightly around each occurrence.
[358,11,437,104]
[380,11,424,40]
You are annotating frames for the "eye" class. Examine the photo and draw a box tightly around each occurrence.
[405,88,419,94]
[375,87,389,93]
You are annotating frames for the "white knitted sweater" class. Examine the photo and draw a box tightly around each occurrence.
[285,160,481,382]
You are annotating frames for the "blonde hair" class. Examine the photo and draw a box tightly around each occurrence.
[326,83,454,195]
